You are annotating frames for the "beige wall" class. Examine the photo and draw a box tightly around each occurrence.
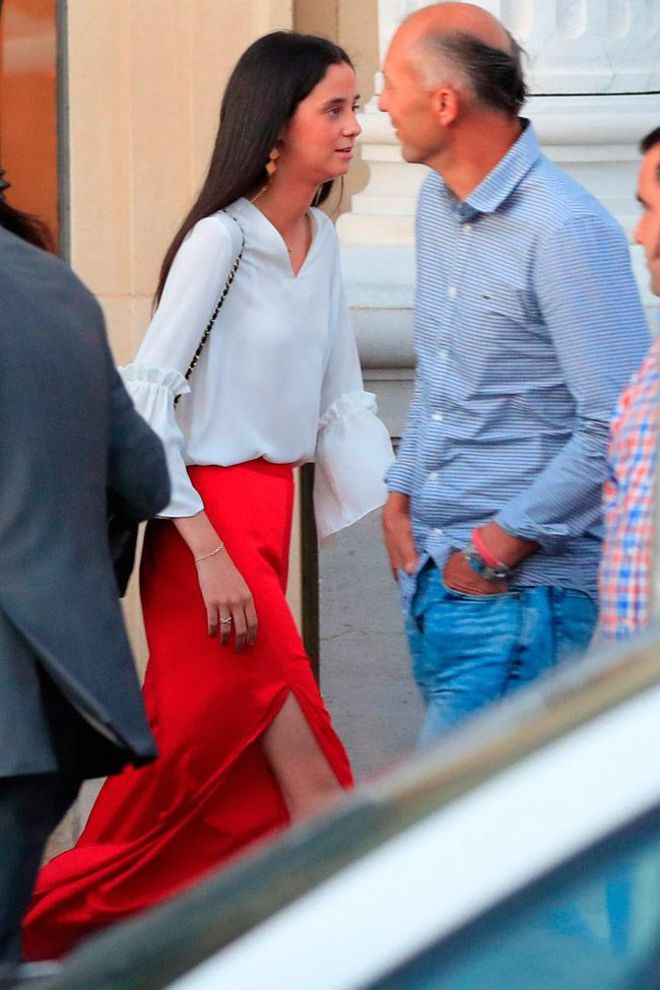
[68,0,292,364]
[294,0,378,87]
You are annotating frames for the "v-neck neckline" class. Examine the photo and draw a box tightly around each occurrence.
[238,198,319,279]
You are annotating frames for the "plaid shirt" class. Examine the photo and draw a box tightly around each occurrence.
[599,338,659,641]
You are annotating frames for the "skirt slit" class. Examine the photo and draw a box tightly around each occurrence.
[23,460,352,960]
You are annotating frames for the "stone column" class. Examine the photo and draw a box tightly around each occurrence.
[338,0,660,394]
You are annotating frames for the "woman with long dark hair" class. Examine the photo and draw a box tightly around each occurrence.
[24,31,393,958]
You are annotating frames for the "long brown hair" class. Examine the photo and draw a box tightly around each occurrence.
[155,31,353,305]
[0,198,54,252]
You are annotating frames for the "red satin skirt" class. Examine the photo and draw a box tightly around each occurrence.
[23,461,352,959]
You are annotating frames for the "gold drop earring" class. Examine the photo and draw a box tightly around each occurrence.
[252,147,280,204]
[265,147,280,177]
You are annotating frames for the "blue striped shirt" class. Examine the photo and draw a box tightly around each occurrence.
[387,122,650,604]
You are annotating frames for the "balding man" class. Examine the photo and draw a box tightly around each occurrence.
[380,3,650,744]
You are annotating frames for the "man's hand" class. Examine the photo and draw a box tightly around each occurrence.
[443,521,538,597]
[442,550,508,596]
[382,492,419,580]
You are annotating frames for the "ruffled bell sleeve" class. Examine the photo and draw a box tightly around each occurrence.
[313,272,394,540]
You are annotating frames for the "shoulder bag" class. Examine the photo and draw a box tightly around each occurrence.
[109,213,245,595]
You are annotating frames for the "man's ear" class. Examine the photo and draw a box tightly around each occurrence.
[431,85,460,126]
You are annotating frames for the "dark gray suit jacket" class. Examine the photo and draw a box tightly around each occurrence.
[0,228,170,779]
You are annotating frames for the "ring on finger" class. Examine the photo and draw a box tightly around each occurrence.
[219,616,232,625]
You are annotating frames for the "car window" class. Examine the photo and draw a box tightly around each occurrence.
[373,805,660,990]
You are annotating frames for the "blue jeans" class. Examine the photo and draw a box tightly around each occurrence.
[405,562,598,746]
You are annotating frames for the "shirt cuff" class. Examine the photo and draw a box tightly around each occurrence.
[385,460,414,497]
[314,391,394,540]
[495,506,570,553]
[119,363,203,519]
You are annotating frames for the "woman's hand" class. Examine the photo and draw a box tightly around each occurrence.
[195,549,258,651]
[174,510,257,652]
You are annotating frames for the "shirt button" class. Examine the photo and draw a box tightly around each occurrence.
[463,223,473,233]
[447,286,457,299]
[432,411,444,422]
[437,348,448,362]
[433,527,444,535]
[428,471,439,481]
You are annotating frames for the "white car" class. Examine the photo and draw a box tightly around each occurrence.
[38,627,660,990]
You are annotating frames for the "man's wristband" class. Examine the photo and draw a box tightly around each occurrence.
[462,529,511,581]
[471,528,507,571]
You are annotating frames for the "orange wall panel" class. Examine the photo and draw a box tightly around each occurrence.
[0,0,58,245]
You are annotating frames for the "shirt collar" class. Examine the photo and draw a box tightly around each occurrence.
[444,119,541,220]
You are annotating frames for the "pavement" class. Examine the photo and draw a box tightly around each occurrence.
[319,511,423,779]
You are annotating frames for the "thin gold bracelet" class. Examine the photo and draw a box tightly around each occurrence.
[194,542,225,563]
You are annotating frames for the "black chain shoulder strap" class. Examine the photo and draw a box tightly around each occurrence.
[173,211,245,407]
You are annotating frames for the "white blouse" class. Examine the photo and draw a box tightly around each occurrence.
[120,198,394,540]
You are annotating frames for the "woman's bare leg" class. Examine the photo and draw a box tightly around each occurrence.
[261,694,343,822]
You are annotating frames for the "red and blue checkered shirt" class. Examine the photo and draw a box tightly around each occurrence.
[599,338,659,641]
